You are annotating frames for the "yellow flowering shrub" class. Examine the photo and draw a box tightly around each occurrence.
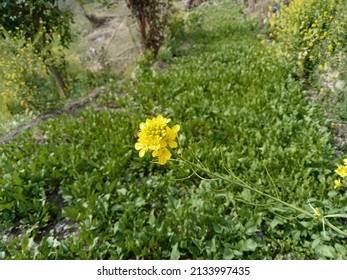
[135,115,180,164]
[0,25,67,121]
[0,27,50,120]
[269,0,345,76]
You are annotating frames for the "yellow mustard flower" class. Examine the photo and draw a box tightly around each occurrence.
[343,158,347,166]
[313,207,321,218]
[163,125,180,149]
[334,179,342,189]
[135,115,170,157]
[335,165,347,178]
[135,115,180,164]
[152,147,171,165]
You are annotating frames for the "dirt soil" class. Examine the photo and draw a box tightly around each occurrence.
[68,0,187,73]
[68,0,140,73]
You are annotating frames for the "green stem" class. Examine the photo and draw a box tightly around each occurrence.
[183,157,314,218]
[324,218,347,237]
[324,214,347,219]
[215,168,315,218]
[179,157,347,237]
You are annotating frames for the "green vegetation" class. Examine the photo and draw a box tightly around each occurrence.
[269,0,347,120]
[0,0,72,47]
[0,0,73,130]
[1,0,347,259]
[0,0,73,96]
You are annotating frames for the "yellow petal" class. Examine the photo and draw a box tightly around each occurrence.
[139,148,146,157]
[334,179,342,189]
[139,122,146,130]
[157,115,170,124]
[172,124,180,132]
[335,165,347,177]
[168,140,177,148]
[152,148,171,165]
[165,125,179,142]
[135,142,143,150]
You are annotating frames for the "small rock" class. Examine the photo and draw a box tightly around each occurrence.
[185,0,204,11]
[151,61,171,73]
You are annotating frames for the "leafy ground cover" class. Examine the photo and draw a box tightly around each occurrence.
[0,1,346,259]
[268,0,347,135]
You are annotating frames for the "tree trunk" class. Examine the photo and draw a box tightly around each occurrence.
[138,8,148,52]
[47,64,66,99]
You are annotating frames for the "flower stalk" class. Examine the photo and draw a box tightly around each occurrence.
[135,115,347,238]
[180,156,347,238]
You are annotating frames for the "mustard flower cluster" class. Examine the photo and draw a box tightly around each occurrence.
[269,0,345,77]
[0,27,48,120]
[0,26,67,120]
[334,158,347,189]
[135,115,180,165]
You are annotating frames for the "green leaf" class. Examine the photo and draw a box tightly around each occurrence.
[12,172,22,186]
[318,174,325,184]
[170,243,180,260]
[270,217,283,229]
[241,189,252,201]
[239,239,257,252]
[311,239,320,249]
[223,246,234,260]
[148,210,156,226]
[245,225,257,235]
[0,251,5,259]
[0,202,15,211]
[316,245,337,259]
[213,223,223,234]
[62,207,80,220]
[335,243,346,255]
[298,221,310,228]
[21,236,34,251]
